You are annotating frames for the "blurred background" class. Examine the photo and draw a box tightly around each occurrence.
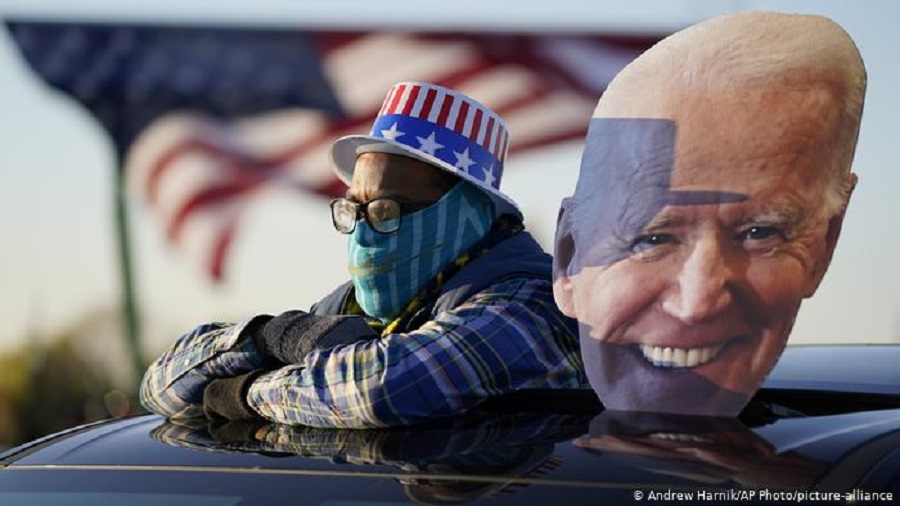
[0,0,897,448]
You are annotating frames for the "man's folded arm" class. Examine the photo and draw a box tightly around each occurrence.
[247,278,586,428]
[139,319,271,418]
[140,313,379,418]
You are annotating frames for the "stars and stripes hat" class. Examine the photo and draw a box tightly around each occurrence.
[330,82,522,219]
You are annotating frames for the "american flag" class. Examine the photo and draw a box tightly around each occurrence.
[6,21,661,281]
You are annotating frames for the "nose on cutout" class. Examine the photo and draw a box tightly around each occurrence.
[662,240,733,323]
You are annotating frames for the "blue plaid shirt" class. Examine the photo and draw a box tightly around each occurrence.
[140,277,587,428]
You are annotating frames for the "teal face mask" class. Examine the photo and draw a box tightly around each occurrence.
[347,181,494,321]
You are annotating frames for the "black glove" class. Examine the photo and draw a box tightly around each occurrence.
[248,310,378,365]
[202,370,266,421]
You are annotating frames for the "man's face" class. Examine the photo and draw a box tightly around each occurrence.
[554,86,852,416]
[347,152,452,205]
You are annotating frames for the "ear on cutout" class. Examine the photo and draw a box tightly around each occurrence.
[804,172,858,298]
[553,197,578,318]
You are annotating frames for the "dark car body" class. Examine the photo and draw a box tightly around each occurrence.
[2,345,899,505]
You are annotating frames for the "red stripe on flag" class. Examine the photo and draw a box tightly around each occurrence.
[144,112,379,210]
[209,217,237,281]
[146,139,241,204]
[453,101,470,134]
[418,87,438,119]
[167,178,262,241]
[510,129,592,154]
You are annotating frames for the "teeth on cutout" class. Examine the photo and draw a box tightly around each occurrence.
[639,344,724,369]
[648,433,714,443]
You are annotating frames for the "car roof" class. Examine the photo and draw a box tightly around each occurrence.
[763,344,900,395]
[2,345,900,503]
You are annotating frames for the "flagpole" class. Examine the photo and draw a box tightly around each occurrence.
[113,145,145,389]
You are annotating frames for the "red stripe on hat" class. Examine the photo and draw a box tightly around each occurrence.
[436,94,454,125]
[453,101,470,134]
[489,121,500,155]
[482,116,495,152]
[381,86,398,115]
[418,87,438,119]
[378,88,394,116]
[470,108,483,140]
[499,130,509,161]
[387,84,407,114]
[497,124,508,158]
[401,85,421,116]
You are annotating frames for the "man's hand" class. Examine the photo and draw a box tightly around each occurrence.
[202,371,265,421]
[249,311,378,365]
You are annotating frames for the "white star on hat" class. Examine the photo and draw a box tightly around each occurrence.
[416,131,444,156]
[380,122,404,141]
[482,164,497,188]
[453,148,476,172]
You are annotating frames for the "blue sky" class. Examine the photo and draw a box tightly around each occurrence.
[0,0,898,355]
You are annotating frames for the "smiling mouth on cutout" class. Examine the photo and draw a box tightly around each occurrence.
[647,432,714,444]
[636,342,732,369]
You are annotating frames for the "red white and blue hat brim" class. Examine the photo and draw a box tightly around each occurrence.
[330,134,522,220]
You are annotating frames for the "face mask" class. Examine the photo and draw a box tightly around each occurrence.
[347,182,494,321]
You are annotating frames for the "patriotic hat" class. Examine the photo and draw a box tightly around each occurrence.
[330,82,521,219]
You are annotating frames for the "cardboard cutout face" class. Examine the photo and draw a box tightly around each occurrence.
[553,77,855,416]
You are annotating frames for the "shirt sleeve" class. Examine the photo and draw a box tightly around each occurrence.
[247,278,586,428]
[140,318,271,418]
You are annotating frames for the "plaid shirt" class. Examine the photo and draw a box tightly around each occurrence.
[140,277,587,428]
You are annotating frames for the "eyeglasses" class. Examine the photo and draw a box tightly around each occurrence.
[329,196,435,234]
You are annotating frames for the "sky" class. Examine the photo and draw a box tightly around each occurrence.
[0,0,898,358]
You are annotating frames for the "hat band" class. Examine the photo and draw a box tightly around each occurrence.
[368,114,504,191]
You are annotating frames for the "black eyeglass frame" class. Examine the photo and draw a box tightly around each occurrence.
[329,196,436,234]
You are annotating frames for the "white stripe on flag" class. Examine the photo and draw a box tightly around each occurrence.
[324,34,479,116]
[454,65,541,112]
[503,91,594,146]
[282,139,339,188]
[232,109,330,152]
[537,38,640,91]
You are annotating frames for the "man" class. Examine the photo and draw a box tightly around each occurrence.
[141,82,587,428]
[552,12,865,416]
